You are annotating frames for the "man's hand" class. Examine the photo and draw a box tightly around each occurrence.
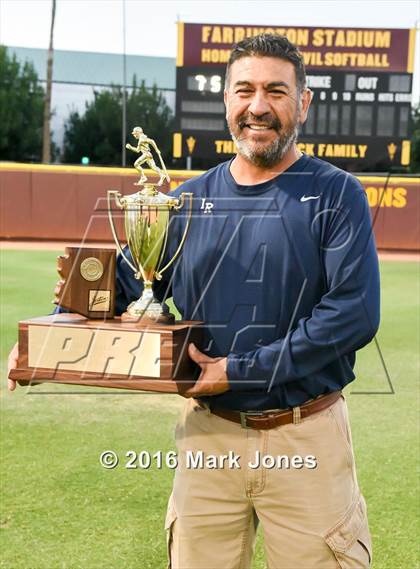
[7,342,19,391]
[53,279,65,305]
[182,343,229,398]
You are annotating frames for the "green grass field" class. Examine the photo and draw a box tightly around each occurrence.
[1,250,419,569]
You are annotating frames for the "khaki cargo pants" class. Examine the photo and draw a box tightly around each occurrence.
[165,395,372,569]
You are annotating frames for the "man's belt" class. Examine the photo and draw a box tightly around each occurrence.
[201,391,342,430]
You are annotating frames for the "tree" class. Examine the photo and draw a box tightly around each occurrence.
[0,46,45,161]
[410,104,420,173]
[62,80,174,166]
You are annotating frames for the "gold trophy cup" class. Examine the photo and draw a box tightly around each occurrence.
[108,126,193,323]
[107,185,192,322]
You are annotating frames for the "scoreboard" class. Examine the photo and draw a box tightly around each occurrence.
[173,23,416,171]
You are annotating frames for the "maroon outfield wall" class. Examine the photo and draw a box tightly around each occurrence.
[0,163,419,250]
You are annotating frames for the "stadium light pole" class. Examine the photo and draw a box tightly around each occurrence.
[42,0,56,164]
[122,0,127,167]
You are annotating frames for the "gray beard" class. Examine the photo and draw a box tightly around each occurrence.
[230,124,299,168]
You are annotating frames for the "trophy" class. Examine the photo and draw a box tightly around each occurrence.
[9,127,201,393]
[108,126,193,322]
[107,190,192,323]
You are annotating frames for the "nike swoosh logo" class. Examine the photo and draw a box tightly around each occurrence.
[300,195,321,202]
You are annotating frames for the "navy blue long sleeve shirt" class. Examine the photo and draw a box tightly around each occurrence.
[116,154,380,411]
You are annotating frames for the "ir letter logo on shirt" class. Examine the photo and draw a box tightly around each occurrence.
[200,198,214,214]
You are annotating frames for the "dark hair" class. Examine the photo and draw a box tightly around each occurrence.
[225,33,306,92]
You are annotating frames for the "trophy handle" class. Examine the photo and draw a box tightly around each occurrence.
[107,190,144,279]
[156,192,193,279]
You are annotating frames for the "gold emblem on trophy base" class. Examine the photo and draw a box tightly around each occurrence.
[80,257,104,281]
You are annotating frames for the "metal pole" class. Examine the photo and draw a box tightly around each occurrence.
[122,0,127,167]
[42,0,56,163]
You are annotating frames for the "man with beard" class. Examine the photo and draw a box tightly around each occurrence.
[8,34,378,569]
[117,34,379,569]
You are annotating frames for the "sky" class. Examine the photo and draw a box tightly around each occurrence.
[1,0,419,101]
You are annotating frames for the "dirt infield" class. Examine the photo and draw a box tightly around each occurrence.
[377,251,420,262]
[0,240,116,251]
[1,240,418,262]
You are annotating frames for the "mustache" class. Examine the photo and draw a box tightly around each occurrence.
[237,113,282,131]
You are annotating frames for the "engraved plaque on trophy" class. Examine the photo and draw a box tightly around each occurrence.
[10,314,201,393]
[9,126,201,393]
[54,247,116,319]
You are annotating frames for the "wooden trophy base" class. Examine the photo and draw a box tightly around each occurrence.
[9,313,202,394]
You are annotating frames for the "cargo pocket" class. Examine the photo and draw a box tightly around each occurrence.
[324,493,372,568]
[164,495,177,569]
